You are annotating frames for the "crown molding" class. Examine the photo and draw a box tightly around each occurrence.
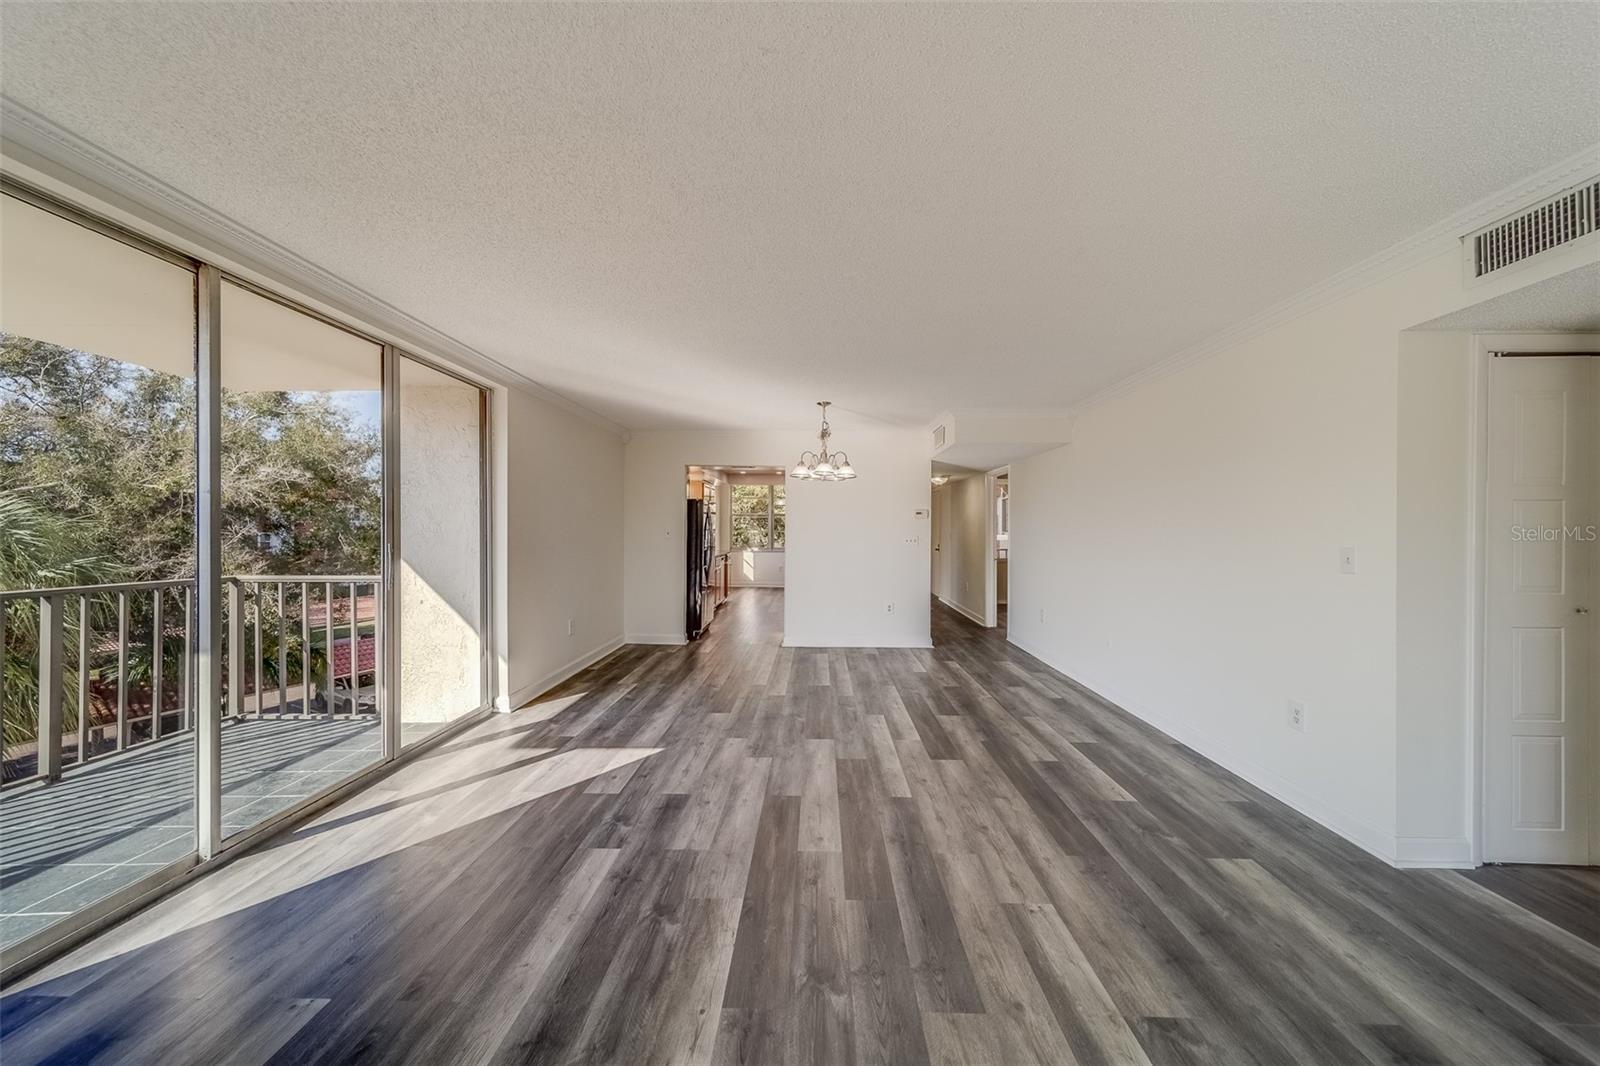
[1068,142,1600,417]
[0,97,630,441]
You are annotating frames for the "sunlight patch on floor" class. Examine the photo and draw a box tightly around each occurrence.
[15,743,663,987]
[520,691,588,722]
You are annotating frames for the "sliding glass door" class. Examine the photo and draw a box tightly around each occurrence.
[217,281,386,840]
[0,180,495,971]
[397,355,488,746]
[0,190,198,951]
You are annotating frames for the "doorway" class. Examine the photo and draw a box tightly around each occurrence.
[927,465,1007,634]
[685,465,786,644]
[1483,338,1600,864]
[993,469,1009,636]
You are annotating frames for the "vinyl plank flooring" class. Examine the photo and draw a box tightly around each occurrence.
[844,897,929,1065]
[4,590,1596,1066]
[1461,864,1600,948]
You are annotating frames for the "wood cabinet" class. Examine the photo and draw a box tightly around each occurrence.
[711,552,730,607]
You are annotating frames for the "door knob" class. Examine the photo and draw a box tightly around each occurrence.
[1577,607,1591,615]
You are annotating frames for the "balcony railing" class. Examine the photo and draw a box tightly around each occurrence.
[0,575,381,787]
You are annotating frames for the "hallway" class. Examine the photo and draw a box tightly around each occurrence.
[3,592,1596,1064]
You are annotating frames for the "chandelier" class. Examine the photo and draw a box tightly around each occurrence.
[791,401,856,481]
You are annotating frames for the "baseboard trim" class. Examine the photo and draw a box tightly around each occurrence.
[1394,836,1476,869]
[625,633,689,646]
[728,582,785,589]
[783,637,934,649]
[503,636,625,711]
[937,595,989,627]
[1004,634,1403,867]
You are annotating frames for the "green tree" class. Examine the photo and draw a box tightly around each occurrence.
[2,333,380,580]
[1,332,381,763]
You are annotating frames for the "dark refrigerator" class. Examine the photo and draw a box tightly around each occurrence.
[686,498,713,639]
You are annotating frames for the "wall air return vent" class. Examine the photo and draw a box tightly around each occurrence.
[932,423,947,449]
[1467,177,1598,280]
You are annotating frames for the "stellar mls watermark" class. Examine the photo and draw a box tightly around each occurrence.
[1510,524,1599,542]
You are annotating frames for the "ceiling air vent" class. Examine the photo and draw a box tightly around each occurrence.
[1468,178,1598,279]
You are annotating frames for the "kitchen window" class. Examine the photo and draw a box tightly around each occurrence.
[731,483,785,550]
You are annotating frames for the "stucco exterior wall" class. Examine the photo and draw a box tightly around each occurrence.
[400,373,484,724]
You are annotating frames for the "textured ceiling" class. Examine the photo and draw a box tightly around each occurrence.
[1414,262,1600,334]
[3,3,1597,430]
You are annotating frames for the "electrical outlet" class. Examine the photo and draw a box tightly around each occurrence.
[1288,699,1307,732]
[886,603,895,614]
[566,617,575,637]
[1039,608,1046,623]
[1339,546,1357,574]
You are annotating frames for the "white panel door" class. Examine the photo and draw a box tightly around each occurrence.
[1486,354,1596,864]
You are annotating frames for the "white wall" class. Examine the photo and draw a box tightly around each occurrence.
[623,427,930,647]
[1009,237,1599,866]
[729,550,785,587]
[494,385,625,710]
[1395,330,1475,863]
[940,474,991,625]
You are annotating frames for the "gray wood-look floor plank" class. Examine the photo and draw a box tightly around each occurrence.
[3,589,1596,1065]
[1460,865,1600,948]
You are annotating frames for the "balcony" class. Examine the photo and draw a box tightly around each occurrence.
[0,575,382,950]
[2,187,492,979]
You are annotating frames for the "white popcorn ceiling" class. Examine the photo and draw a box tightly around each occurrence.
[1416,262,1600,334]
[2,3,1596,430]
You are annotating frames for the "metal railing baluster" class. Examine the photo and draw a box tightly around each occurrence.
[253,585,264,716]
[324,581,335,714]
[277,582,288,715]
[38,594,63,782]
[183,586,193,732]
[116,591,129,750]
[375,578,385,737]
[227,579,242,719]
[151,587,164,740]
[78,594,90,764]
[300,581,310,714]
[348,581,358,708]
[0,602,7,748]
